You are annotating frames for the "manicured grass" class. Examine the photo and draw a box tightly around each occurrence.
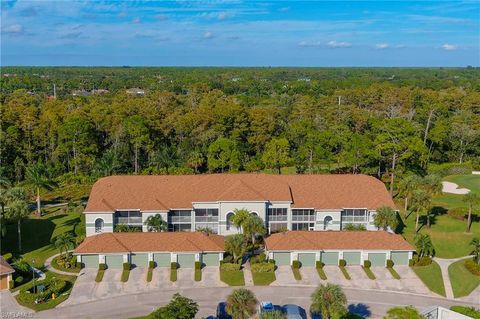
[121,269,130,282]
[449,259,480,298]
[412,261,446,297]
[51,255,81,274]
[146,268,153,282]
[362,267,376,280]
[316,267,327,280]
[292,267,302,280]
[194,269,202,282]
[95,269,105,282]
[220,270,245,286]
[15,272,77,311]
[1,209,82,268]
[251,271,276,285]
[170,268,177,282]
[388,267,401,279]
[339,267,351,280]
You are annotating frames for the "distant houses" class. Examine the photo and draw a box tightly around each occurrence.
[71,89,110,97]
[126,88,145,95]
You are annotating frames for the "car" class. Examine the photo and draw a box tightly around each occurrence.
[282,304,307,319]
[216,302,232,319]
[259,301,275,314]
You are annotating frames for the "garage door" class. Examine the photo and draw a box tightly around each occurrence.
[343,252,361,265]
[298,253,316,267]
[321,252,339,265]
[202,253,219,266]
[154,253,171,267]
[273,252,291,266]
[391,252,409,265]
[105,255,124,269]
[81,255,99,268]
[177,254,195,268]
[0,275,9,289]
[368,253,386,267]
[131,253,148,268]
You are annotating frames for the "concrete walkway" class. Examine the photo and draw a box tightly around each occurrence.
[243,263,254,286]
[44,252,80,276]
[434,255,473,299]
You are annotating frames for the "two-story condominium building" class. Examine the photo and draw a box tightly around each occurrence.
[84,173,396,237]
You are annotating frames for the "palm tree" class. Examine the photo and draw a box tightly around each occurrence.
[470,238,480,264]
[397,175,421,215]
[384,306,423,319]
[310,283,347,319]
[411,189,431,233]
[421,174,442,228]
[225,234,246,264]
[243,215,267,246]
[463,193,480,233]
[373,206,398,231]
[226,288,258,319]
[144,214,168,232]
[414,233,435,258]
[24,162,57,216]
[5,199,30,252]
[231,209,250,232]
[54,233,76,259]
[0,166,10,217]
[187,151,204,174]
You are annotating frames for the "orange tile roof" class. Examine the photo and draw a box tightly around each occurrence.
[84,173,395,212]
[74,232,225,254]
[0,256,15,275]
[265,231,414,251]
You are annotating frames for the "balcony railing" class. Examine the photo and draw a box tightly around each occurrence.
[169,216,192,223]
[114,217,143,225]
[195,216,219,223]
[267,215,288,222]
[292,215,315,222]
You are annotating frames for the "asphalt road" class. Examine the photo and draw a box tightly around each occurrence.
[27,286,479,319]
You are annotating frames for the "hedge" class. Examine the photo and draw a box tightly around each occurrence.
[149,261,155,269]
[171,262,178,270]
[220,263,241,271]
[251,263,275,273]
[250,253,266,264]
[195,261,202,270]
[123,263,131,271]
[415,256,433,267]
[316,261,324,269]
[99,263,107,270]
[464,259,480,276]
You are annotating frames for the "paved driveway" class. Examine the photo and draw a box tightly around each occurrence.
[272,265,297,286]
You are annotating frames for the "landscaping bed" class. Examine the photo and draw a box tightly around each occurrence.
[339,267,351,280]
[51,255,81,273]
[387,267,401,279]
[412,261,446,297]
[251,262,276,285]
[448,259,480,298]
[362,267,376,280]
[220,262,245,286]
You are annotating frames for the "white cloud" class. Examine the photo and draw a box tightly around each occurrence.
[441,43,457,51]
[203,31,214,39]
[298,40,321,47]
[327,40,351,48]
[2,24,23,34]
[201,11,232,20]
[375,43,389,49]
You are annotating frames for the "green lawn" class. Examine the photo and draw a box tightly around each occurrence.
[121,269,130,282]
[412,261,446,297]
[95,269,105,282]
[400,174,480,258]
[170,268,177,282]
[220,270,245,286]
[2,209,82,268]
[388,267,401,279]
[339,266,351,280]
[146,268,153,282]
[194,269,202,281]
[251,271,276,285]
[449,259,480,298]
[362,267,376,280]
[15,272,77,311]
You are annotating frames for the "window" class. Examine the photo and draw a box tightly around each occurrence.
[341,209,368,227]
[323,216,333,230]
[269,223,288,233]
[168,210,192,232]
[267,208,287,222]
[194,208,219,223]
[114,211,142,226]
[226,212,235,231]
[292,222,314,231]
[292,209,315,222]
[95,218,104,233]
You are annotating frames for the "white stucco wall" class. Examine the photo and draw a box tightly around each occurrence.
[316,211,341,231]
[85,212,114,236]
[218,201,267,235]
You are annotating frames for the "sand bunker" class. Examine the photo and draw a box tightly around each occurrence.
[442,181,470,194]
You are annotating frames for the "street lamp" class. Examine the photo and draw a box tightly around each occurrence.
[32,259,35,294]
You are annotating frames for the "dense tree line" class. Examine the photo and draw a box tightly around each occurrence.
[0,67,479,196]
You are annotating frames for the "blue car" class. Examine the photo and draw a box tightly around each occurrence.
[282,304,307,319]
[216,302,232,319]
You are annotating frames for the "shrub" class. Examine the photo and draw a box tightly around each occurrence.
[8,280,14,289]
[268,259,276,265]
[316,261,324,269]
[123,263,130,271]
[220,263,241,271]
[428,162,472,177]
[149,261,155,269]
[250,253,266,264]
[343,224,366,231]
[450,306,480,319]
[251,262,275,273]
[292,260,301,269]
[386,259,394,268]
[3,253,13,263]
[447,208,467,221]
[70,255,77,267]
[195,261,202,270]
[171,262,178,270]
[363,260,371,268]
[339,259,347,267]
[222,254,234,264]
[15,276,24,284]
[464,259,480,276]
[99,263,106,270]
[408,259,415,267]
[415,256,432,267]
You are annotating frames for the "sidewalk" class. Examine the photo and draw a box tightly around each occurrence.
[434,255,473,300]
[45,252,80,276]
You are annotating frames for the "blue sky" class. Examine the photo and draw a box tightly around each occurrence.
[1,0,479,66]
